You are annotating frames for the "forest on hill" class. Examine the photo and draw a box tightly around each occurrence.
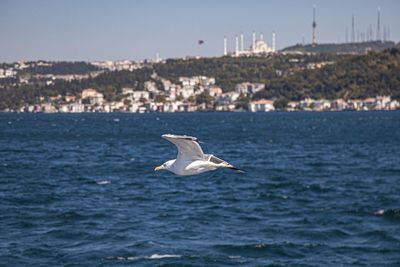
[282,41,396,54]
[0,46,399,110]
[255,46,400,101]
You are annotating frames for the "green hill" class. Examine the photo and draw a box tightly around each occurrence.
[154,53,342,91]
[0,46,400,110]
[282,41,396,54]
[255,46,400,101]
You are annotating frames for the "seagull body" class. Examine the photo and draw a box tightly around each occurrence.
[155,134,243,176]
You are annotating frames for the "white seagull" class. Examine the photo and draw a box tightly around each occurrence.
[154,134,243,176]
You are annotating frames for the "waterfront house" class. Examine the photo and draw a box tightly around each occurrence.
[248,99,275,112]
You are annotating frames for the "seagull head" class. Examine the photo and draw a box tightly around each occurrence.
[154,160,174,172]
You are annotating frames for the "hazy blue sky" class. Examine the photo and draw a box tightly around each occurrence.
[0,0,399,62]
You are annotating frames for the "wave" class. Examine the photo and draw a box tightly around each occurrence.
[374,208,400,218]
[96,180,111,185]
[109,254,181,261]
[214,242,304,258]
[145,254,181,259]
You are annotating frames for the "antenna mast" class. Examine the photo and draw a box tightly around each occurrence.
[312,5,317,46]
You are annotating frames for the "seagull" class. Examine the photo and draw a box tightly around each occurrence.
[154,134,243,176]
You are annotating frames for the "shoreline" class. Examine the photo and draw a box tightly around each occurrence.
[1,109,399,114]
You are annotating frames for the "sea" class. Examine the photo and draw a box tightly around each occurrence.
[0,111,399,266]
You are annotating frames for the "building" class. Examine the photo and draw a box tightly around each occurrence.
[375,95,391,110]
[248,99,275,112]
[177,86,195,99]
[81,88,104,105]
[287,101,300,111]
[331,99,348,111]
[123,88,150,101]
[235,82,265,95]
[225,31,276,57]
[179,76,215,87]
[208,86,223,97]
[217,92,240,105]
[0,68,17,78]
[312,99,331,111]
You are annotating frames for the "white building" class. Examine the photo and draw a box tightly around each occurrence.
[178,86,195,99]
[331,99,348,111]
[164,102,179,112]
[235,82,265,95]
[217,92,240,105]
[209,86,223,97]
[375,95,391,110]
[160,79,172,91]
[132,91,150,101]
[70,103,85,113]
[215,104,236,111]
[0,68,17,78]
[122,88,149,101]
[388,100,400,110]
[312,99,331,111]
[144,81,159,92]
[81,88,104,105]
[249,99,275,112]
[179,76,215,87]
[299,98,315,110]
[226,31,276,57]
[287,101,300,111]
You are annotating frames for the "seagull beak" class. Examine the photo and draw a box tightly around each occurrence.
[154,165,162,171]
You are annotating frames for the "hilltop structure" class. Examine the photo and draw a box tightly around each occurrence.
[312,5,317,46]
[224,31,276,57]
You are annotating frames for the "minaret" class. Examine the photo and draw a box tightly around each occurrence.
[272,31,276,52]
[223,36,227,56]
[240,32,244,51]
[312,5,317,46]
[235,35,239,56]
[351,14,355,43]
[376,7,381,41]
[260,32,264,41]
[252,31,256,51]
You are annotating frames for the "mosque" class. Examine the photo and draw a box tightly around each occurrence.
[223,31,276,57]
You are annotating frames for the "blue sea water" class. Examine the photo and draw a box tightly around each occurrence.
[0,112,400,266]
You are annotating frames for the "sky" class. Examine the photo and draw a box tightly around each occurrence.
[0,0,399,62]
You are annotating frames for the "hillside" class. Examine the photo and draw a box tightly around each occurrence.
[255,46,400,101]
[0,46,400,110]
[282,41,396,54]
[154,53,343,91]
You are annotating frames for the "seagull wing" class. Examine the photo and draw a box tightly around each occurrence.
[205,154,245,173]
[162,134,205,161]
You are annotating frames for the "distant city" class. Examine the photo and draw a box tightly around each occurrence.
[1,45,399,113]
[0,6,398,113]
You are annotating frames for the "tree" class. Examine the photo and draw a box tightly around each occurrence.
[273,97,289,110]
[154,94,166,103]
[195,92,213,105]
[123,99,131,106]
[235,93,250,110]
